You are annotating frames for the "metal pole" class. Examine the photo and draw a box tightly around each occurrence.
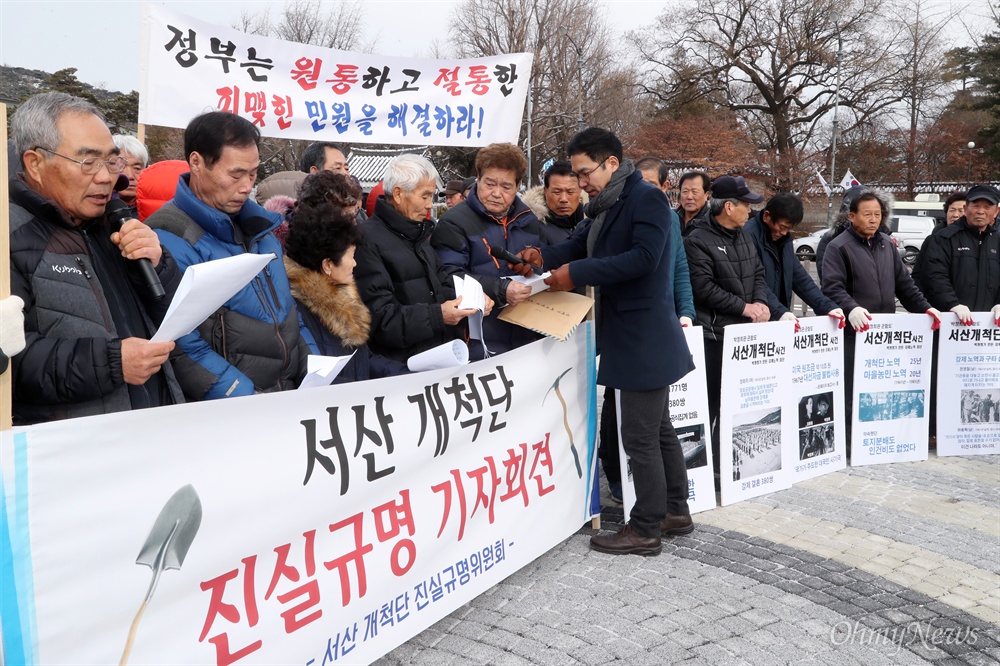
[561,27,585,134]
[827,31,842,228]
[526,84,533,187]
[576,51,584,133]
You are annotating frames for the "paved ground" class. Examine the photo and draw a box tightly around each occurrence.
[376,452,1000,665]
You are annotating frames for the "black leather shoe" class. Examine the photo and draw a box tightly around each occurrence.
[661,513,694,536]
[590,523,662,556]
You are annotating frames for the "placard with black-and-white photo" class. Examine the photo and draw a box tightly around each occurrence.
[787,316,846,483]
[851,313,932,465]
[618,326,716,516]
[719,321,795,505]
[936,312,1000,456]
[669,327,715,513]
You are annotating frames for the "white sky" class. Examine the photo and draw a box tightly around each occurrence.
[0,0,675,93]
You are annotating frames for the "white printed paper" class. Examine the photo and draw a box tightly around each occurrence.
[787,316,847,483]
[936,312,1000,456]
[453,275,487,352]
[719,321,795,505]
[298,353,356,389]
[407,339,469,372]
[151,253,274,343]
[509,273,551,296]
[851,313,931,466]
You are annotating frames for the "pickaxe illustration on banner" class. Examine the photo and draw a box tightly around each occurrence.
[544,367,583,478]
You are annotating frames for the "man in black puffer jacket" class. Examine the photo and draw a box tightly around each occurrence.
[355,154,494,363]
[9,92,183,424]
[916,185,1000,320]
[684,176,770,472]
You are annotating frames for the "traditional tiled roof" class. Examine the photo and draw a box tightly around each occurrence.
[347,146,444,191]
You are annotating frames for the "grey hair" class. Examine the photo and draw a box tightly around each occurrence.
[112,134,149,166]
[11,92,105,168]
[709,197,739,216]
[383,154,438,194]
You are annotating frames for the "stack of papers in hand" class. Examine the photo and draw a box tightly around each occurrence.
[452,275,486,312]
[509,272,551,296]
[151,253,275,343]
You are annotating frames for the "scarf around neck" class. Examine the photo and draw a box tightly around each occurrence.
[586,158,635,257]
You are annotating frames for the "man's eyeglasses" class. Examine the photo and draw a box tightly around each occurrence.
[576,157,608,182]
[34,147,128,175]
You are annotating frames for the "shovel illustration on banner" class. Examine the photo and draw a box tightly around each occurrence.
[120,484,203,666]
[544,367,583,478]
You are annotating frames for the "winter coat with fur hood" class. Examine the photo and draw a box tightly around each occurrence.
[285,258,408,383]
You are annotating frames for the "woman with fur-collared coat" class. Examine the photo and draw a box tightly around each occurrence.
[284,201,407,383]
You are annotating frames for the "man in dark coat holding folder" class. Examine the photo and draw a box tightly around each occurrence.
[515,128,694,556]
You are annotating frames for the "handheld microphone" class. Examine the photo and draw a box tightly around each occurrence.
[105,199,166,301]
[490,245,541,275]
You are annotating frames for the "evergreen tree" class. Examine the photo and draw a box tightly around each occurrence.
[41,68,99,105]
[974,19,1000,170]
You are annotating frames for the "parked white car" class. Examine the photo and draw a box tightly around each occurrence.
[793,232,827,261]
[794,228,906,263]
[888,215,937,265]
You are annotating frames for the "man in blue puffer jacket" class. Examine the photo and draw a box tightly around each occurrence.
[147,112,308,400]
[431,142,543,354]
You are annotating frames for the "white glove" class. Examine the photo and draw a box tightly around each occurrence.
[848,306,872,332]
[993,304,1000,327]
[950,304,973,326]
[679,316,693,328]
[779,311,801,333]
[0,295,26,358]
[927,307,942,331]
[826,308,846,329]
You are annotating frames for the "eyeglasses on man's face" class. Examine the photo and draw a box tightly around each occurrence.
[575,157,608,183]
[34,147,128,175]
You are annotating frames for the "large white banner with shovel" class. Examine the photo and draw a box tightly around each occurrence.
[0,327,596,665]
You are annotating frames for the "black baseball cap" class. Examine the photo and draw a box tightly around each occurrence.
[966,185,1000,205]
[710,176,765,204]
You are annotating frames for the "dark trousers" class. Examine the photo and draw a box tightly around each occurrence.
[599,387,621,484]
[618,386,691,537]
[704,338,725,475]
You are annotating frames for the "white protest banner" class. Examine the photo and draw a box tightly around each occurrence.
[0,327,596,665]
[936,313,1000,457]
[787,316,847,484]
[719,321,795,506]
[140,5,532,147]
[851,313,932,466]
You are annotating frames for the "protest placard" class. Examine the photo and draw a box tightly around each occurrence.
[786,316,847,483]
[936,312,1000,457]
[851,313,932,466]
[719,322,795,505]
